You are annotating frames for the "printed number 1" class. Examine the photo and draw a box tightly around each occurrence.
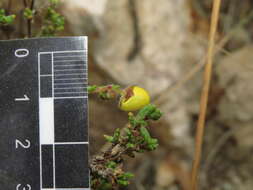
[15,139,31,149]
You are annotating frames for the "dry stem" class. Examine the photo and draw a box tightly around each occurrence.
[191,0,222,190]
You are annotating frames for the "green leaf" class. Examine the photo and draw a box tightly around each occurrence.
[129,104,162,128]
[0,9,5,15]
[117,172,134,186]
[147,138,159,150]
[123,172,134,179]
[149,109,163,120]
[140,126,158,150]
[124,128,131,135]
[136,104,156,120]
[106,161,117,169]
[24,8,34,20]
[41,6,65,36]
[0,9,16,25]
[117,179,129,186]
[104,135,114,143]
[87,85,97,93]
[104,128,120,143]
[112,128,120,143]
[126,143,135,148]
[140,126,151,142]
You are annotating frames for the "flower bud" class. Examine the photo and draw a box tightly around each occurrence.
[119,86,150,111]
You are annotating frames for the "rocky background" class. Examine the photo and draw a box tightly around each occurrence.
[1,0,253,189]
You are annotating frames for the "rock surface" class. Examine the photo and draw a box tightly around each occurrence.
[217,46,253,148]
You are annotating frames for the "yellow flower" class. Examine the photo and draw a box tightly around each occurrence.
[119,86,150,111]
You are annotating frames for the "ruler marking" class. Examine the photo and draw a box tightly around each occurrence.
[55,87,86,90]
[54,55,85,58]
[55,189,90,190]
[39,50,86,54]
[54,78,88,81]
[54,73,86,76]
[52,53,54,98]
[41,74,53,77]
[40,142,90,145]
[38,53,43,190]
[42,189,90,190]
[54,82,86,85]
[52,52,56,189]
[54,59,85,63]
[54,92,87,95]
[54,69,87,72]
[54,96,87,99]
[54,64,85,67]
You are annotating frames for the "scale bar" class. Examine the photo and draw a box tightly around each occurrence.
[39,49,89,189]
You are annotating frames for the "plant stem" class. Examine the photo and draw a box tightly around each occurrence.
[28,0,35,37]
[7,0,13,14]
[23,0,35,37]
[23,0,27,7]
[191,0,221,190]
[30,0,35,9]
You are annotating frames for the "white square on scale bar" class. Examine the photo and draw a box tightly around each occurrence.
[39,97,54,144]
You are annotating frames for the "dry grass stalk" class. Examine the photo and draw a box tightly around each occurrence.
[191,0,222,190]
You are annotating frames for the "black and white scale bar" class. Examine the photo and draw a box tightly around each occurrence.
[0,37,89,190]
[38,48,89,189]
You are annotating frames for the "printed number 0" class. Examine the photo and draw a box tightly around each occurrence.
[15,49,29,58]
[15,139,31,149]
[16,184,31,190]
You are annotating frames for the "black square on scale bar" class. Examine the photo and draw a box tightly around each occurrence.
[40,54,52,75]
[42,145,54,188]
[54,98,88,142]
[55,144,89,188]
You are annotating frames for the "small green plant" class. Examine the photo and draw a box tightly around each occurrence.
[0,0,64,38]
[0,9,15,25]
[89,85,162,190]
[40,0,65,36]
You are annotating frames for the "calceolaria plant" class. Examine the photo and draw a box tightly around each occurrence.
[89,85,163,190]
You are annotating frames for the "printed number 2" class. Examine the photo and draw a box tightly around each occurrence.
[15,139,31,149]
[16,184,31,190]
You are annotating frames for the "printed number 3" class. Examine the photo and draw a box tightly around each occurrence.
[16,184,31,190]
[15,139,31,149]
